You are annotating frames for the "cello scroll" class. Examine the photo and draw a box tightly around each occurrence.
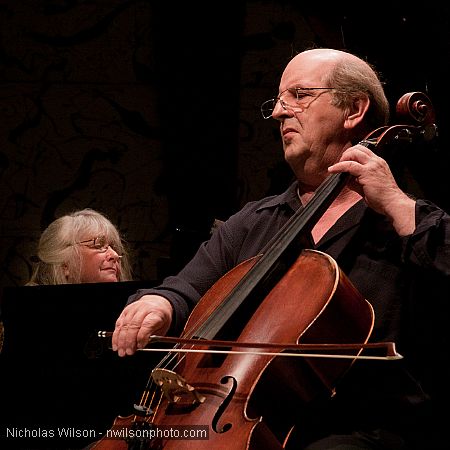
[361,91,437,149]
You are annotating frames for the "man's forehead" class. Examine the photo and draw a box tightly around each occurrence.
[280,57,330,90]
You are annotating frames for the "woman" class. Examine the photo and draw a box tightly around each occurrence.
[0,209,132,352]
[27,208,132,285]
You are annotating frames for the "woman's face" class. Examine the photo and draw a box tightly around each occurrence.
[66,235,122,283]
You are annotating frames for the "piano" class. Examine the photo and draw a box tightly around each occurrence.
[0,281,161,449]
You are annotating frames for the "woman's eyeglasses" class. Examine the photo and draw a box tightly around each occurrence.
[73,236,122,257]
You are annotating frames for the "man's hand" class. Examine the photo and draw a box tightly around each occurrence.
[329,144,416,236]
[112,295,173,357]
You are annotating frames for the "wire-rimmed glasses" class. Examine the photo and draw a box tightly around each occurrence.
[74,235,122,257]
[261,87,335,119]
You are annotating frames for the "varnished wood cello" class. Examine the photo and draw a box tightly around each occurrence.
[93,92,436,449]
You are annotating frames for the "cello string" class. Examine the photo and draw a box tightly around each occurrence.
[131,333,202,416]
[140,310,231,415]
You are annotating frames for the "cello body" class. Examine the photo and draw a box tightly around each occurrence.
[94,250,374,449]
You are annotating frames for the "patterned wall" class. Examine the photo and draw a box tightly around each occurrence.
[0,1,170,288]
[1,2,449,294]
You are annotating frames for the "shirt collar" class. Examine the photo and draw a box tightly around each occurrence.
[255,181,300,212]
[254,180,368,248]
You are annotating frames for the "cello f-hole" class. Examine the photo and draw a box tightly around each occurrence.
[212,375,236,433]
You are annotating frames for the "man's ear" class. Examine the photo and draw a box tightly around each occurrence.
[344,96,370,130]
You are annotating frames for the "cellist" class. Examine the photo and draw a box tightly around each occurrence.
[112,48,450,449]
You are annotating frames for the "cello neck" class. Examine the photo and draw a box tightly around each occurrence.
[193,171,351,340]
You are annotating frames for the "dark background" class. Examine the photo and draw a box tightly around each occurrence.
[0,2,449,449]
[1,2,449,290]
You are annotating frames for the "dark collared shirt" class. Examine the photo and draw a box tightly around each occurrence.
[128,181,449,447]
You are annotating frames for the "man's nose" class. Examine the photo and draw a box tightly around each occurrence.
[272,98,293,120]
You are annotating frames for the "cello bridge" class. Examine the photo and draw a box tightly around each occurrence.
[151,368,206,405]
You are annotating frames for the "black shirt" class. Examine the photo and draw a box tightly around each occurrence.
[128,181,450,448]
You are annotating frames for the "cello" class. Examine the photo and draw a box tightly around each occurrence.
[93,92,436,449]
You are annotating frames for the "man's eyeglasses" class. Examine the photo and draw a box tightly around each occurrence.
[261,87,334,119]
[74,236,122,257]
